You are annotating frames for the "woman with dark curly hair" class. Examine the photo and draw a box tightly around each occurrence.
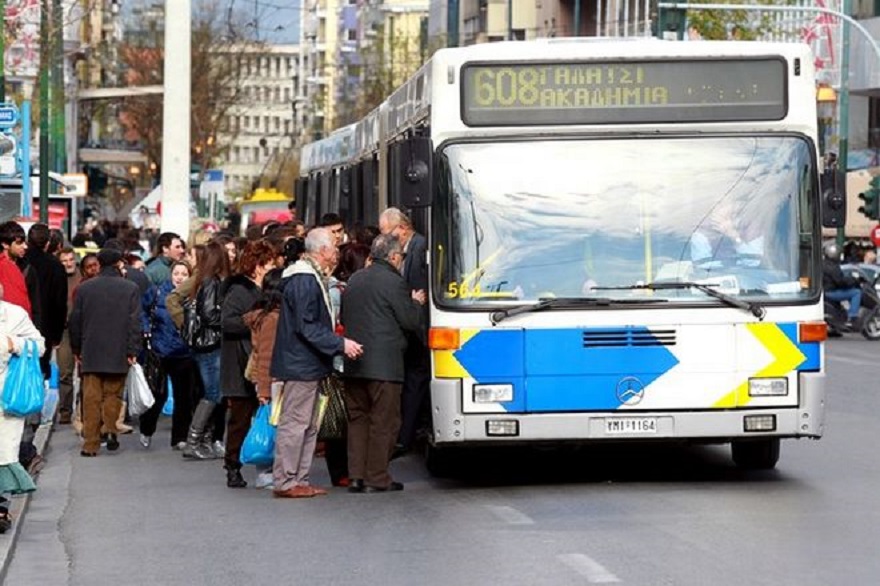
[220,239,277,488]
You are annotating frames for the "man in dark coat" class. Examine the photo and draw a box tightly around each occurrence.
[270,228,363,498]
[69,248,142,456]
[378,207,429,455]
[342,234,424,493]
[24,223,67,376]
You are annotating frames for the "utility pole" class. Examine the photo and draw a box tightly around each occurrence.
[0,0,6,103]
[39,0,50,223]
[837,0,851,246]
[51,0,65,172]
[160,0,192,240]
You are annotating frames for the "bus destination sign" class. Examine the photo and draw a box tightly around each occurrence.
[461,58,787,126]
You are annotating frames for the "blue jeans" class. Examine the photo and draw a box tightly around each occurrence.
[193,349,221,403]
[827,288,862,320]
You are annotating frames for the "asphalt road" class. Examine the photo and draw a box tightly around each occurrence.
[6,336,880,586]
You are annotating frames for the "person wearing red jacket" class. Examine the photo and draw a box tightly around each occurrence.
[0,222,31,317]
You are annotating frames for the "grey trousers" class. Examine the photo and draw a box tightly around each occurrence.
[272,380,320,491]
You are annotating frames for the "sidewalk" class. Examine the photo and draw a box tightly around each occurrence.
[0,422,53,583]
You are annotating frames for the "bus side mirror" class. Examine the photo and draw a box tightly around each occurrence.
[395,136,433,207]
[821,169,846,228]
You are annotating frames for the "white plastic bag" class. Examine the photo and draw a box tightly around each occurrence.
[126,363,155,416]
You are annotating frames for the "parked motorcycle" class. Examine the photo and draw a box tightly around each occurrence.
[824,269,880,340]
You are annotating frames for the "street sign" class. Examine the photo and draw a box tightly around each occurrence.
[871,224,880,247]
[0,104,19,129]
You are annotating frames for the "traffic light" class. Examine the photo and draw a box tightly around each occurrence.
[858,176,880,220]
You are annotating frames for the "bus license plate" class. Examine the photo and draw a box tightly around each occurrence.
[605,417,658,435]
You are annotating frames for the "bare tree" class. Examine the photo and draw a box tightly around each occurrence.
[117,1,257,183]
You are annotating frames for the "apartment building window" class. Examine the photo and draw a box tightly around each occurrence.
[244,116,250,129]
[265,115,270,131]
[275,87,281,102]
[347,29,356,41]
[284,87,291,102]
[232,146,240,163]
[253,147,260,162]
[284,120,290,134]
[274,116,280,132]
[276,58,281,76]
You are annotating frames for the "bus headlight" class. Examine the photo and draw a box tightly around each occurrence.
[473,383,514,403]
[749,378,788,397]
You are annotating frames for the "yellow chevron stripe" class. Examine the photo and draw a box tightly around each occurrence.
[433,329,480,379]
[713,323,807,408]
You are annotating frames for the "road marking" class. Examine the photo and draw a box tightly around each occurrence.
[827,354,870,366]
[558,553,621,583]
[485,505,534,525]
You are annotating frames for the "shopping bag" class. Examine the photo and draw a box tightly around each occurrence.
[268,381,283,426]
[2,340,45,417]
[161,379,174,416]
[240,405,275,466]
[126,363,156,416]
[41,385,59,425]
[318,375,348,440]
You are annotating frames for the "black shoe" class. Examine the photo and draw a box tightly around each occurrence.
[105,434,119,451]
[226,468,247,489]
[80,450,97,457]
[348,479,365,493]
[364,481,404,493]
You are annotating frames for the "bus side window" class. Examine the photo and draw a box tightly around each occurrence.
[294,178,306,222]
[350,163,363,226]
[306,173,318,226]
[363,156,378,225]
[339,166,353,224]
[388,142,402,209]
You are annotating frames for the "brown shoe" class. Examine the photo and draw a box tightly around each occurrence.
[308,486,328,496]
[273,486,316,499]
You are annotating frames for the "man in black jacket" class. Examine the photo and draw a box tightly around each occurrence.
[69,248,142,456]
[342,234,424,493]
[24,223,67,376]
[379,207,429,455]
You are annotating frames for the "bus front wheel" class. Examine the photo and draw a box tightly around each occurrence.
[731,438,780,470]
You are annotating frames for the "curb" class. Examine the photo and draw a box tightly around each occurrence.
[0,422,54,583]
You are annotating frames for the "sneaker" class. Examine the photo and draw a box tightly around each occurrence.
[255,471,275,490]
[172,441,186,451]
[105,434,120,451]
[139,434,152,449]
[212,441,225,458]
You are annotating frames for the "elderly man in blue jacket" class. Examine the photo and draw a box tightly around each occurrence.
[270,227,363,499]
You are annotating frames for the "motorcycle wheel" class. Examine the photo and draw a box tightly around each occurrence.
[861,307,880,340]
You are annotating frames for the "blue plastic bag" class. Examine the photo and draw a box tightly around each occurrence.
[2,340,44,417]
[240,405,275,466]
[161,379,174,416]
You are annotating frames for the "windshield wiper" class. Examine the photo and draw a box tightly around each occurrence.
[489,296,667,325]
[595,282,766,320]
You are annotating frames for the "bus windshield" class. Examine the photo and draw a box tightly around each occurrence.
[434,136,818,307]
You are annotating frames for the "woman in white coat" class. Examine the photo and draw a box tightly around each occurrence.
[0,284,45,533]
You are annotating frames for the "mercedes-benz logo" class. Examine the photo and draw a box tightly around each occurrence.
[616,376,645,405]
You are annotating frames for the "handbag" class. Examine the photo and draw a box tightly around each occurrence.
[126,363,156,416]
[241,404,275,466]
[317,374,348,440]
[143,338,164,394]
[1,340,45,417]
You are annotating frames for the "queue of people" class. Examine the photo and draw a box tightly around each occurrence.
[29,207,430,506]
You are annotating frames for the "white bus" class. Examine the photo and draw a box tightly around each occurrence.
[297,39,843,474]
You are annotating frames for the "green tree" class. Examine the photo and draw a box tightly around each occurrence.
[684,0,785,40]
